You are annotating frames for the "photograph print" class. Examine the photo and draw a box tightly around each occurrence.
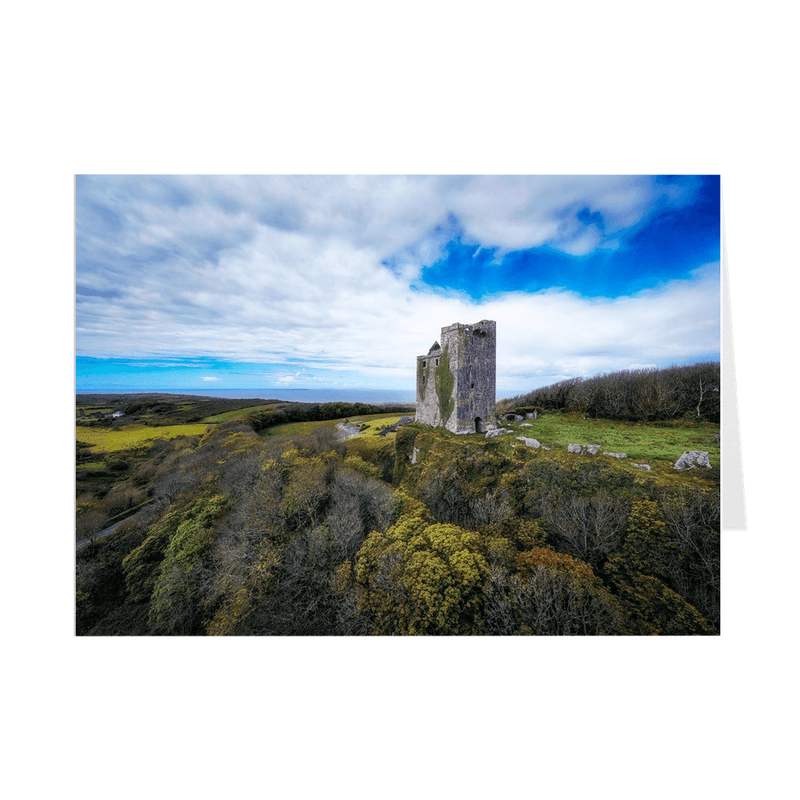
[76,175,721,636]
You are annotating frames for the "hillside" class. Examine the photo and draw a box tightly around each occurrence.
[75,394,414,545]
[76,389,720,635]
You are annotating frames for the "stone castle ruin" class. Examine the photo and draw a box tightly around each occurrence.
[415,320,497,434]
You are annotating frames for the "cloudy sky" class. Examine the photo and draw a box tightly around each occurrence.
[76,175,720,398]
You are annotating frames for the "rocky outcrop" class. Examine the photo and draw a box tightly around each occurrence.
[632,463,651,470]
[603,452,627,459]
[673,450,712,469]
[516,436,541,449]
[567,443,601,455]
[485,427,509,438]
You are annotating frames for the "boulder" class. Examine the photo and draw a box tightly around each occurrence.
[633,463,651,471]
[567,443,601,455]
[603,452,627,459]
[516,436,541,449]
[485,427,509,438]
[520,422,533,428]
[673,450,712,470]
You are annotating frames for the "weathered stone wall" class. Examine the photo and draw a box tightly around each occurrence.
[415,320,496,434]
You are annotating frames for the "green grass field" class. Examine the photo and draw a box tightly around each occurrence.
[348,414,405,439]
[508,413,717,462]
[269,409,717,469]
[76,423,210,453]
[478,413,719,478]
[266,413,405,439]
[201,403,279,423]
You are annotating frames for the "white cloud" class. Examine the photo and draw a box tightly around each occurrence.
[78,174,696,269]
[76,176,718,395]
[483,262,721,391]
[441,175,697,255]
[276,370,311,385]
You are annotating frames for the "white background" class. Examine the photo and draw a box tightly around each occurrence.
[3,2,793,798]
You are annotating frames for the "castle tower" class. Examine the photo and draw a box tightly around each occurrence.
[415,320,497,434]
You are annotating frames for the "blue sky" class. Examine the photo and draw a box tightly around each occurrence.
[76,175,720,397]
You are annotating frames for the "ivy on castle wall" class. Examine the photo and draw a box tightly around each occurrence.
[436,347,455,424]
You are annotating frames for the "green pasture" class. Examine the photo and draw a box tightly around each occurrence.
[347,414,405,439]
[76,423,210,453]
[202,403,278,423]
[496,412,720,470]
[266,413,405,439]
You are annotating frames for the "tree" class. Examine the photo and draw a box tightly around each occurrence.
[143,493,229,634]
[540,490,629,568]
[203,529,280,636]
[660,487,720,628]
[605,554,716,635]
[602,495,719,634]
[242,523,339,635]
[76,508,107,547]
[280,450,331,530]
[484,548,631,635]
[501,362,720,422]
[343,495,491,635]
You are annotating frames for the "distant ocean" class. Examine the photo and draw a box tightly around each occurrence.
[172,388,416,404]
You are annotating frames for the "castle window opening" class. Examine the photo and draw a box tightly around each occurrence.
[422,361,426,368]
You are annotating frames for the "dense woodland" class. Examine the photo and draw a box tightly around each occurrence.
[76,371,720,636]
[498,362,720,422]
